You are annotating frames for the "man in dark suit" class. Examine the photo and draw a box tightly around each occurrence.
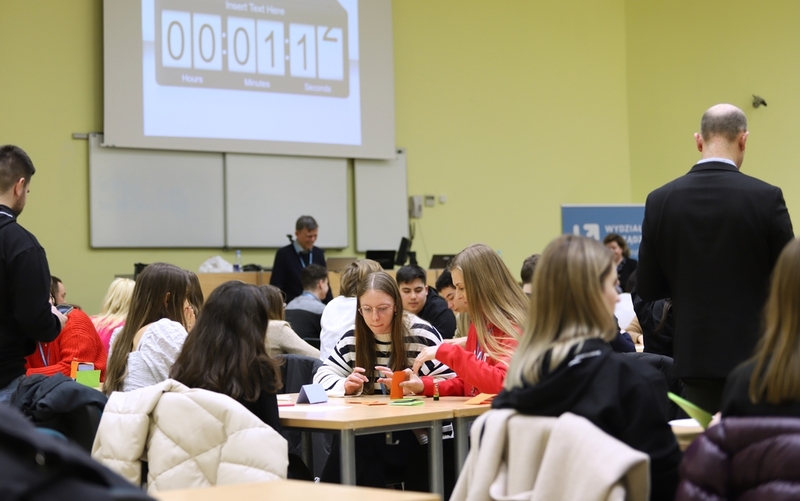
[270,215,333,304]
[638,104,793,413]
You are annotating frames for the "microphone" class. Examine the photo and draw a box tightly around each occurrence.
[286,234,294,243]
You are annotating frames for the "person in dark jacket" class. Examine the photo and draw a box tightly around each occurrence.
[0,145,65,403]
[494,234,681,501]
[396,264,456,339]
[721,238,800,418]
[270,216,333,304]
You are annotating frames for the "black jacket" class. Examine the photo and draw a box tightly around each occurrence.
[493,338,681,501]
[631,291,674,358]
[418,287,456,339]
[638,162,793,378]
[0,403,153,500]
[0,205,61,389]
[720,361,800,418]
[270,244,332,304]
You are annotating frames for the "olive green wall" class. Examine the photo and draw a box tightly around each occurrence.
[3,0,632,312]
[626,0,800,214]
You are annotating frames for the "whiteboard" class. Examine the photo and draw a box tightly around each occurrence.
[354,149,409,251]
[89,134,225,247]
[225,154,349,248]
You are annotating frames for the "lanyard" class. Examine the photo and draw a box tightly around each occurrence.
[297,250,312,268]
[38,342,49,366]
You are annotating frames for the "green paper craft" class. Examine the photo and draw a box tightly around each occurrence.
[668,392,712,428]
[389,398,424,406]
[76,369,101,388]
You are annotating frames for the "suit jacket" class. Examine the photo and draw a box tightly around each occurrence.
[269,244,329,303]
[638,161,793,379]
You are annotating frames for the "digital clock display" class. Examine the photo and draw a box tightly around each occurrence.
[154,0,349,97]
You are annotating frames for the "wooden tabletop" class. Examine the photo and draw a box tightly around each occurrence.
[278,394,455,430]
[154,479,440,501]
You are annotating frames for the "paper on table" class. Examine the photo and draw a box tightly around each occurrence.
[465,393,496,405]
[668,392,712,428]
[615,293,636,330]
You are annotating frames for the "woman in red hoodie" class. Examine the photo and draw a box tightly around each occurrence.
[394,243,527,396]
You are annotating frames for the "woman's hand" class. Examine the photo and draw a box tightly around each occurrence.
[375,367,424,396]
[412,345,440,374]
[344,367,369,395]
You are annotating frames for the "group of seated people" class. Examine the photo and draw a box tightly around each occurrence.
[18,231,800,500]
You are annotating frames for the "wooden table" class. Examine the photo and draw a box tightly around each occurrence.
[154,479,440,501]
[279,395,462,497]
[671,420,705,451]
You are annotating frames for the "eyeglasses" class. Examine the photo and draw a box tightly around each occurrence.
[358,304,395,317]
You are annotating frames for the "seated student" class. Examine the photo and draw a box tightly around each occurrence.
[171,281,283,434]
[26,304,107,381]
[259,285,320,358]
[604,233,637,293]
[493,234,681,501]
[285,264,328,339]
[90,277,135,352]
[435,269,470,344]
[318,259,383,361]
[50,275,67,305]
[104,263,195,395]
[314,271,452,488]
[186,271,204,329]
[721,238,800,418]
[407,244,526,397]
[520,254,540,296]
[396,265,456,339]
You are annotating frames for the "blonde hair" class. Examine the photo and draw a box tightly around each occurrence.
[505,235,617,389]
[450,244,527,366]
[749,238,800,404]
[93,278,135,331]
[339,259,382,296]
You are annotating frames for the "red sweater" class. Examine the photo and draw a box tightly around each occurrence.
[25,308,107,381]
[421,322,518,397]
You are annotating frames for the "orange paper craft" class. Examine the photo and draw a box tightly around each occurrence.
[465,393,496,405]
[390,371,405,399]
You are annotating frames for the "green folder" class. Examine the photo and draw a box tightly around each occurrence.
[668,392,713,428]
[389,398,424,406]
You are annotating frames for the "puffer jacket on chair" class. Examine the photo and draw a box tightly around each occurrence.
[92,379,288,494]
[676,417,800,500]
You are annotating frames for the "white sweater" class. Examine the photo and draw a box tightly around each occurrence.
[319,295,357,361]
[109,318,187,392]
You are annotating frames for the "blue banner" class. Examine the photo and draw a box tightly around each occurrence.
[561,205,645,260]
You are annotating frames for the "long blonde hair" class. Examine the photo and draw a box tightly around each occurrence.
[505,235,617,389]
[749,238,800,404]
[450,244,527,366]
[93,278,135,331]
[104,263,190,395]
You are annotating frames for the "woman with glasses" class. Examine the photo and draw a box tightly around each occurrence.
[405,243,526,397]
[314,271,453,489]
[313,271,451,396]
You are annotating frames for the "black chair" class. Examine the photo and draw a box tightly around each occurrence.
[285,309,322,340]
[275,354,332,478]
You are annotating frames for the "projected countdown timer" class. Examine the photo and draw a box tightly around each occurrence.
[154,0,349,97]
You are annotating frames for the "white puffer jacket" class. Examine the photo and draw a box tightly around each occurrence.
[92,379,288,493]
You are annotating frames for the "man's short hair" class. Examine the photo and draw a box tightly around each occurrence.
[296,215,318,231]
[0,145,35,193]
[435,269,454,292]
[520,254,541,285]
[301,263,328,290]
[701,106,748,142]
[396,265,426,285]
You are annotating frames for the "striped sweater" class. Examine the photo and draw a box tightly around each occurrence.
[314,313,454,396]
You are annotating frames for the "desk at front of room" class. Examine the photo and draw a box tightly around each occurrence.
[197,269,445,300]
